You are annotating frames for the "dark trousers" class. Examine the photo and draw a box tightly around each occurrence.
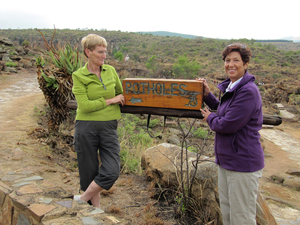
[73,120,121,191]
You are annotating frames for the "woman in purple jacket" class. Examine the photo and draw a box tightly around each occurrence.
[197,43,264,225]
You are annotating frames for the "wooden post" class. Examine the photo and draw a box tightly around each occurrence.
[67,100,282,126]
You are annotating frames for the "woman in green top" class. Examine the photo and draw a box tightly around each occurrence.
[72,34,125,209]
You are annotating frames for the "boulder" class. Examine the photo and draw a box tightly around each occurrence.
[0,37,14,46]
[141,143,278,225]
[18,59,33,68]
[2,54,11,62]
[0,61,5,71]
[9,56,22,61]
[0,49,7,54]
[4,67,17,73]
[15,46,26,56]
[167,134,181,145]
[286,169,300,177]
[283,176,300,191]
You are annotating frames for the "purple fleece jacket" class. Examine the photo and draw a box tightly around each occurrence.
[204,71,264,172]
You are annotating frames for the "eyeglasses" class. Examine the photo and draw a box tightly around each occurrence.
[99,76,106,90]
[227,44,247,49]
[98,51,108,55]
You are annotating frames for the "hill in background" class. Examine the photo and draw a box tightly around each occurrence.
[1,28,300,82]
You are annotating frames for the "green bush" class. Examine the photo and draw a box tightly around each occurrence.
[48,45,83,75]
[193,127,209,138]
[172,55,201,78]
[118,114,153,174]
[114,51,124,61]
[22,40,30,48]
[289,94,300,105]
[6,62,18,67]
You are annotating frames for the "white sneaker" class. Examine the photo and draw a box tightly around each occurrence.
[73,195,86,204]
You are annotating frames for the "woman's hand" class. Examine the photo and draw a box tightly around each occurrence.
[196,78,210,98]
[106,94,125,106]
[200,108,211,122]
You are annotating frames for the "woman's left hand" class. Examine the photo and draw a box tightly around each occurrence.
[106,94,125,106]
[200,108,211,122]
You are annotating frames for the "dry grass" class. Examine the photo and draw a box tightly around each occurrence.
[101,187,116,196]
[107,204,122,214]
[143,204,164,225]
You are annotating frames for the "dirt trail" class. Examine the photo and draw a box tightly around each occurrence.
[0,70,176,224]
[1,70,300,224]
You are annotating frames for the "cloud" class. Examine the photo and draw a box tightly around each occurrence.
[0,10,52,29]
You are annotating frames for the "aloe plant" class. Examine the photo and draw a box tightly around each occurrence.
[47,45,83,75]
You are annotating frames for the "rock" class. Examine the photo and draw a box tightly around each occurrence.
[141,143,278,225]
[168,128,181,136]
[15,46,26,55]
[4,67,17,73]
[9,55,22,61]
[0,61,5,71]
[270,174,285,184]
[167,134,181,145]
[286,169,300,177]
[283,176,300,191]
[0,37,14,46]
[130,67,148,77]
[18,59,34,68]
[2,54,11,62]
[27,49,39,56]
[256,192,278,225]
[0,49,7,53]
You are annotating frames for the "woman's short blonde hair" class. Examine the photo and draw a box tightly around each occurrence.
[81,34,107,57]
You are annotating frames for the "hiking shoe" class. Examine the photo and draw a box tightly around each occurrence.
[73,195,86,204]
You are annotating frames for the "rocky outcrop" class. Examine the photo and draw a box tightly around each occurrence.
[0,37,38,74]
[141,143,278,225]
[0,36,14,46]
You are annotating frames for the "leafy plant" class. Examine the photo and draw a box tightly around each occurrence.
[118,114,153,174]
[6,62,18,67]
[146,55,160,76]
[172,55,201,78]
[114,51,124,61]
[36,56,45,67]
[289,94,300,105]
[41,71,59,90]
[22,39,30,47]
[47,44,83,75]
[193,127,209,139]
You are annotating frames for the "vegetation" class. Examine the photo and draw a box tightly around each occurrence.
[35,29,83,133]
[2,28,299,224]
[5,61,18,67]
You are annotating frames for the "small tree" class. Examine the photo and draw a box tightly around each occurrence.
[114,51,124,61]
[172,55,201,79]
[22,40,30,48]
[146,55,160,77]
[36,29,83,133]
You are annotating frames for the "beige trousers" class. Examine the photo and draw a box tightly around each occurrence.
[218,166,263,225]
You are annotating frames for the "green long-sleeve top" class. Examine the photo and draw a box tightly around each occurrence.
[72,63,123,121]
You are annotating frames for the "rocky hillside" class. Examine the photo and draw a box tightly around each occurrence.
[1,29,300,115]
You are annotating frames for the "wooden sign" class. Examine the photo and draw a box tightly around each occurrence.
[123,78,203,110]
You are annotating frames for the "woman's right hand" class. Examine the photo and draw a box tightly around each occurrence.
[196,78,210,98]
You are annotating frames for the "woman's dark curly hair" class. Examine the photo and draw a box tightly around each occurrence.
[222,43,252,65]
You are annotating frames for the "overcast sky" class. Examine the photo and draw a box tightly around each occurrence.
[0,0,299,40]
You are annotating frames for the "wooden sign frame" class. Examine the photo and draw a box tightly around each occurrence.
[123,78,203,110]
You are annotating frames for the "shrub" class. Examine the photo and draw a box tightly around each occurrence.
[114,51,124,61]
[172,55,201,79]
[289,94,300,105]
[118,114,153,174]
[193,127,209,138]
[6,62,18,67]
[22,40,30,48]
